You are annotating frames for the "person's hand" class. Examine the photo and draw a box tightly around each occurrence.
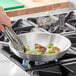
[0,7,12,32]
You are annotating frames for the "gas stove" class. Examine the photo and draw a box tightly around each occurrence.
[1,43,76,76]
[1,11,76,76]
[27,11,76,34]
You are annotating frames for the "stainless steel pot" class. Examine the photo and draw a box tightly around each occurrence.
[0,32,71,61]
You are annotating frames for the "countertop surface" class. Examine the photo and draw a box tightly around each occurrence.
[5,0,69,17]
[0,53,30,76]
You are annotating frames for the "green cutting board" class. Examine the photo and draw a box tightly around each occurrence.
[0,0,25,10]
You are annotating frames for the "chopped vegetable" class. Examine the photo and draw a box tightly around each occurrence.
[24,43,60,55]
[37,52,44,55]
[47,49,55,53]
[54,47,60,53]
[24,45,30,51]
[47,43,54,49]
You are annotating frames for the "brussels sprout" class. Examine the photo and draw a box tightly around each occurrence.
[47,43,54,49]
[24,45,30,52]
[25,43,60,55]
[37,52,44,55]
[47,49,55,53]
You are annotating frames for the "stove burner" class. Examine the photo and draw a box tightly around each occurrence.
[22,59,58,67]
[12,19,35,34]
[22,60,49,66]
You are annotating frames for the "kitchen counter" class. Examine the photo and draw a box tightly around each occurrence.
[0,54,30,76]
[5,0,69,17]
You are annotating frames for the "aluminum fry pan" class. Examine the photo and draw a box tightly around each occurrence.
[1,32,71,61]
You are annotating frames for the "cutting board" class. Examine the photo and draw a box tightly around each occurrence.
[0,0,25,10]
[6,0,70,17]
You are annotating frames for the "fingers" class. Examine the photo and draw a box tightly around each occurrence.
[3,15,12,27]
[0,18,12,32]
[0,21,12,32]
[0,6,12,31]
[4,13,12,27]
[0,13,12,27]
[0,24,5,32]
[4,20,12,27]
